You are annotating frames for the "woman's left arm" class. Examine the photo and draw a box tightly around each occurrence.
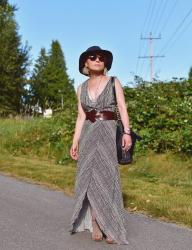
[114,77,131,131]
[114,77,132,150]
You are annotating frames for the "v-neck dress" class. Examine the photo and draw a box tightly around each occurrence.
[68,76,130,245]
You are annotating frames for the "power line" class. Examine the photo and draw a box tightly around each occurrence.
[143,0,156,36]
[157,0,179,35]
[139,32,165,82]
[142,2,192,81]
[158,6,192,55]
[153,4,192,79]
[142,0,153,36]
[136,0,157,76]
[141,0,168,79]
[165,16,192,52]
[136,0,169,79]
[154,0,179,76]
[138,0,162,78]
[152,0,168,35]
[135,0,153,76]
[154,14,192,75]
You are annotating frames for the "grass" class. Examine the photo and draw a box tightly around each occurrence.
[0,117,73,161]
[0,117,191,229]
[0,153,76,195]
[0,150,191,229]
[121,151,192,228]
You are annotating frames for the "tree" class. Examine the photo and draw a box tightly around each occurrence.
[45,40,72,109]
[0,0,30,116]
[188,66,192,80]
[134,75,144,86]
[31,40,76,112]
[30,48,49,113]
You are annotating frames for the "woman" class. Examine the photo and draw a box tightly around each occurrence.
[69,46,132,245]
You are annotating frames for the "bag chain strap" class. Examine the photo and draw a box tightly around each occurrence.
[111,76,121,121]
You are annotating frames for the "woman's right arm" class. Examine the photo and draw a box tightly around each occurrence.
[70,84,86,160]
[72,84,86,145]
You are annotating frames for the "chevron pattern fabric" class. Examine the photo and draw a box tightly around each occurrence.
[68,77,130,245]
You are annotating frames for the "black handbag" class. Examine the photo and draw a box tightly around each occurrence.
[111,76,142,165]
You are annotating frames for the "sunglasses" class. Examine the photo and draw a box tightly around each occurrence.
[87,53,106,62]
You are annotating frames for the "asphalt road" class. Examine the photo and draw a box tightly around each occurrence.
[0,173,192,250]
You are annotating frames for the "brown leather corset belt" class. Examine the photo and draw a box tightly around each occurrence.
[85,109,117,123]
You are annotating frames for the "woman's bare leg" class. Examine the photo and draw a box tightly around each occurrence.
[90,205,103,240]
[90,204,115,243]
[90,206,96,220]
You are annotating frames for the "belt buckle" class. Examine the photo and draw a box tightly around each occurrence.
[95,110,103,121]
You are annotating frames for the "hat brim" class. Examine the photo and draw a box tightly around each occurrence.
[79,49,113,76]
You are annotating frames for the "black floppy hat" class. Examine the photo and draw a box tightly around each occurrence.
[79,46,113,75]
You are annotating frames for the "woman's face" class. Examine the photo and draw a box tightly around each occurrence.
[85,52,106,73]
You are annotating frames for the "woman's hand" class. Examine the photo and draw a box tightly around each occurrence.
[122,134,132,151]
[70,142,79,160]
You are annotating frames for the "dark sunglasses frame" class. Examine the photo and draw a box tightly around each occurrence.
[87,53,106,62]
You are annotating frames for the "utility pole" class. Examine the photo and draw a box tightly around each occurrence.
[139,32,164,82]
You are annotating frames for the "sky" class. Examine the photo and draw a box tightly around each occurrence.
[9,0,192,90]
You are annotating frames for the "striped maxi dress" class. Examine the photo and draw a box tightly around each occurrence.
[68,76,130,245]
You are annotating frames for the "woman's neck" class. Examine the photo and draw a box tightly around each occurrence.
[89,70,104,79]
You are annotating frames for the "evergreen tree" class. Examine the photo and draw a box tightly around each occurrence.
[0,0,30,115]
[45,40,75,110]
[188,66,192,80]
[31,48,49,113]
[31,40,76,113]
